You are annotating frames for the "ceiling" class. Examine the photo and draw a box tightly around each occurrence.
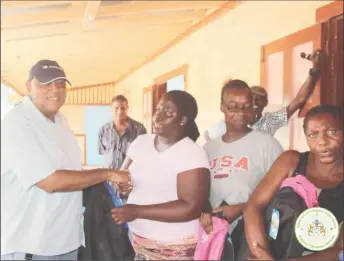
[1,0,229,95]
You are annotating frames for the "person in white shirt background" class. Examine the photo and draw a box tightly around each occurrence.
[1,60,129,260]
[204,49,322,140]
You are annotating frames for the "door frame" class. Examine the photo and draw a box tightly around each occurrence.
[260,23,322,149]
[316,0,343,23]
[154,64,188,91]
[261,23,322,115]
[142,85,153,133]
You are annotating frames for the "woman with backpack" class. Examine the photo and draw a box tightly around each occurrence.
[200,80,283,236]
[243,104,343,260]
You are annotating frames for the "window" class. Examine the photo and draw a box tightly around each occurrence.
[154,64,188,92]
[166,74,185,92]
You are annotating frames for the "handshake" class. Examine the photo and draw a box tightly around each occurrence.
[108,169,133,196]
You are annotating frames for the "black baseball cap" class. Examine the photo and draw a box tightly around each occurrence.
[28,60,71,85]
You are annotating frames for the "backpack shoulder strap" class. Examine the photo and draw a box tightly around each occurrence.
[292,152,310,177]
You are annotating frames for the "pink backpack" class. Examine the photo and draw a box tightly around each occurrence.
[194,216,228,260]
[280,175,319,208]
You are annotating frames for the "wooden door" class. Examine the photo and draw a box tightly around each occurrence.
[152,83,167,116]
[142,86,153,133]
[142,83,167,133]
[261,23,322,150]
[320,14,343,108]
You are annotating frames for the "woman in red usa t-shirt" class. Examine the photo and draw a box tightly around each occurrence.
[201,79,283,235]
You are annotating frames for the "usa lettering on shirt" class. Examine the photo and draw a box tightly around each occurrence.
[209,155,249,179]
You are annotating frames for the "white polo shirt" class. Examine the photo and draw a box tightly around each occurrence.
[1,96,85,256]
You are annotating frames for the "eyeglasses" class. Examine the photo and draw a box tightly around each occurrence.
[223,103,253,112]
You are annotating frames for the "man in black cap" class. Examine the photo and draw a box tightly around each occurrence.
[25,59,72,121]
[1,60,130,260]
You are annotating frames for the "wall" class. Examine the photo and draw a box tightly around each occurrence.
[60,105,85,134]
[84,106,112,166]
[60,105,112,166]
[113,0,333,146]
[59,105,86,165]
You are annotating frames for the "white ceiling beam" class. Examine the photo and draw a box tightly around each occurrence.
[82,1,102,30]
[2,23,71,41]
[97,1,226,17]
[83,1,102,21]
[1,1,224,29]
[1,3,86,28]
[94,9,206,28]
[1,1,74,8]
[2,9,205,40]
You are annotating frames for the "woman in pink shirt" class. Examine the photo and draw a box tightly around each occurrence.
[111,90,210,260]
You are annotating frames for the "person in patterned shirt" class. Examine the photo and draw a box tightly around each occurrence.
[98,95,147,171]
[204,49,322,140]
